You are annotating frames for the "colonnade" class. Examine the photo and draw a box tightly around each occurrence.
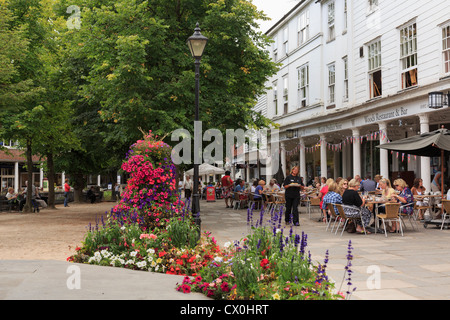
[278,113,432,191]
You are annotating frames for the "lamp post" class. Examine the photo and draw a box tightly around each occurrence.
[187,22,208,229]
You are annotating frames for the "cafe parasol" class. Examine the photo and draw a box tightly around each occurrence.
[377,127,450,209]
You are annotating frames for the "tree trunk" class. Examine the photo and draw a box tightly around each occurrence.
[46,152,56,209]
[24,139,33,213]
[73,173,85,203]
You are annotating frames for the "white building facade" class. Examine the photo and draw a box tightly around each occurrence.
[246,0,450,191]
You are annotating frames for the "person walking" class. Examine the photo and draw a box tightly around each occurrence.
[282,166,304,226]
[64,178,71,207]
[221,171,233,208]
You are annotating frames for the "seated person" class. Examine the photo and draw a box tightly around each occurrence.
[265,179,281,192]
[322,181,342,218]
[391,178,414,232]
[6,187,19,205]
[254,179,266,208]
[234,179,248,203]
[35,186,48,208]
[87,187,96,204]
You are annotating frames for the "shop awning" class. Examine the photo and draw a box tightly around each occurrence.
[377,128,450,157]
[377,128,450,197]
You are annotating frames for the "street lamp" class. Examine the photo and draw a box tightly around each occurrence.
[187,22,208,231]
[428,92,444,109]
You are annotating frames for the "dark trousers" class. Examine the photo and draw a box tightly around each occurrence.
[285,197,300,224]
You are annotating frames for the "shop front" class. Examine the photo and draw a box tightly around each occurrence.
[277,95,450,191]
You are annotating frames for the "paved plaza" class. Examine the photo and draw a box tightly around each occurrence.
[1,199,450,300]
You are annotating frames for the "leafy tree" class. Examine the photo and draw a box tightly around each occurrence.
[57,0,278,170]
[0,0,80,210]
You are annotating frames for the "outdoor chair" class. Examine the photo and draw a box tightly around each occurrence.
[326,203,342,234]
[400,202,418,231]
[230,192,241,210]
[440,199,450,230]
[309,197,321,217]
[273,193,285,214]
[413,199,431,221]
[264,193,276,214]
[335,204,367,236]
[376,203,402,237]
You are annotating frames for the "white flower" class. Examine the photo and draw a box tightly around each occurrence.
[130,251,138,257]
[224,241,232,248]
[147,248,155,254]
[214,257,223,263]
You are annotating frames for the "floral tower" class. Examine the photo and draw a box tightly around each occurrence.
[109,131,183,231]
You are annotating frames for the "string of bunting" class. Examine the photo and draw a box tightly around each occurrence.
[282,129,417,163]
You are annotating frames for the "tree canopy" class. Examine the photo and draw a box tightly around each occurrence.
[0,0,278,200]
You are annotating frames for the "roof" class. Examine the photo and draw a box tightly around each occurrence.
[265,0,309,35]
[0,149,41,163]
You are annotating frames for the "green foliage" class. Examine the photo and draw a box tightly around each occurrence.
[166,217,199,249]
[58,0,278,160]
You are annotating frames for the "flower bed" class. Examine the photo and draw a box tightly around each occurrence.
[176,207,355,300]
[68,132,355,300]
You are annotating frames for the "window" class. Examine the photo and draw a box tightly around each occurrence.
[368,40,382,98]
[297,10,310,46]
[328,2,335,42]
[273,35,278,61]
[0,140,17,148]
[273,81,278,115]
[400,23,418,89]
[368,0,379,12]
[343,56,349,100]
[328,63,335,105]
[443,25,450,74]
[343,0,348,31]
[298,64,309,108]
[283,76,289,114]
[283,27,289,56]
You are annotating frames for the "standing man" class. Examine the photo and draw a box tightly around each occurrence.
[221,171,233,208]
[183,175,193,199]
[64,178,71,207]
[283,166,304,226]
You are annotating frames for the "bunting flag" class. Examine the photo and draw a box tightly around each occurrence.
[278,129,419,165]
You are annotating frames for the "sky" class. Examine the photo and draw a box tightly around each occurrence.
[253,0,301,33]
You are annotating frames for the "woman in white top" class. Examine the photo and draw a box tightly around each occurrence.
[6,187,19,204]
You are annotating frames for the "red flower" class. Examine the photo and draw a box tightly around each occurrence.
[220,282,230,293]
[260,258,270,269]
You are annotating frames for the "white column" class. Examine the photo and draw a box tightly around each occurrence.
[352,128,361,178]
[378,121,390,180]
[333,150,340,179]
[14,162,19,193]
[40,167,44,188]
[320,134,327,178]
[62,172,65,189]
[280,141,287,177]
[419,113,431,192]
[246,164,250,183]
[97,175,101,186]
[299,138,306,181]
